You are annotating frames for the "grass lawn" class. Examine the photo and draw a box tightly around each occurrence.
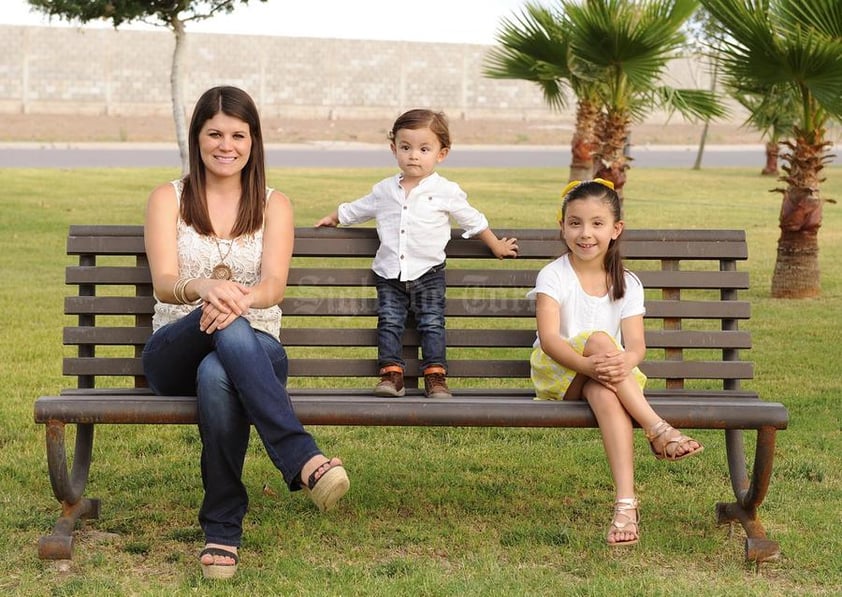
[0,165,840,596]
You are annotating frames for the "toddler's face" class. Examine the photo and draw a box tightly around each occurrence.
[391,127,449,182]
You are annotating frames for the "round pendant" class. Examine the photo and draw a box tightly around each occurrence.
[211,263,233,280]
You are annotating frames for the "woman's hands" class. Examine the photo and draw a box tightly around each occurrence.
[194,278,253,333]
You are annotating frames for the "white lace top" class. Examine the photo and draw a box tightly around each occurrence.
[151,180,282,340]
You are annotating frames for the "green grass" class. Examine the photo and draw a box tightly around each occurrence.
[1,165,840,596]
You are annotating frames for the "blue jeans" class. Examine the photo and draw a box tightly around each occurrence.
[375,263,446,371]
[141,308,322,547]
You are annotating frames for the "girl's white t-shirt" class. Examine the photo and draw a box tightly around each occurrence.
[526,253,645,348]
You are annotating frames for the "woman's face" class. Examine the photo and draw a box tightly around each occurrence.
[198,112,252,178]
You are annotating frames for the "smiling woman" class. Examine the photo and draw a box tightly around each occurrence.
[141,85,350,580]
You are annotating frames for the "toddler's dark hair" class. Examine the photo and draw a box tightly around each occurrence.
[388,108,451,149]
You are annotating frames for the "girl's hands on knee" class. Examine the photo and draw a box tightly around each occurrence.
[591,351,630,388]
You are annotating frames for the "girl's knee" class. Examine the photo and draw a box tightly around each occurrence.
[583,331,616,356]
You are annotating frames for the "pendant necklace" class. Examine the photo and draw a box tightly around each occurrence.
[211,237,234,280]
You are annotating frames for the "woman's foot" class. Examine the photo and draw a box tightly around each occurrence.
[607,497,639,546]
[300,456,350,512]
[200,543,238,579]
[645,419,704,461]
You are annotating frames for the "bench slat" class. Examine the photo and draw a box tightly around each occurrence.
[65,296,155,315]
[62,357,753,381]
[63,296,751,321]
[34,393,787,430]
[637,270,749,290]
[62,328,750,352]
[67,266,152,285]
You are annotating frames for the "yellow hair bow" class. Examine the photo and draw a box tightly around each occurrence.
[560,178,615,200]
[557,178,615,221]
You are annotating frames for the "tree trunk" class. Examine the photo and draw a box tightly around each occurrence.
[169,18,189,175]
[692,120,709,170]
[569,99,599,182]
[693,52,718,171]
[593,108,630,199]
[761,140,779,176]
[771,228,820,298]
[770,128,828,298]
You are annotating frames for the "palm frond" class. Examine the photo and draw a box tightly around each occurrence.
[702,0,842,123]
[564,0,695,91]
[776,0,842,39]
[483,2,574,110]
[653,86,727,122]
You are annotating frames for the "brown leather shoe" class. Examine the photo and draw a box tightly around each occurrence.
[423,366,452,398]
[374,364,405,397]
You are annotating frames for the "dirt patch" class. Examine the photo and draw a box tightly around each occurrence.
[0,113,764,146]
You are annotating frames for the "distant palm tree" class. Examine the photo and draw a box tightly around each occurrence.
[484,2,602,181]
[730,85,799,176]
[486,0,723,197]
[702,0,842,298]
[564,0,723,196]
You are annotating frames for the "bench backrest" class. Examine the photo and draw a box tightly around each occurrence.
[64,225,751,393]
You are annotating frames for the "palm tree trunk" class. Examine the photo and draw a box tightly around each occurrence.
[770,129,828,298]
[593,108,630,198]
[761,140,779,176]
[771,227,820,298]
[569,99,599,181]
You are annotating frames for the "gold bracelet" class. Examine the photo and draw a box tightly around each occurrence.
[173,277,195,304]
[172,277,186,304]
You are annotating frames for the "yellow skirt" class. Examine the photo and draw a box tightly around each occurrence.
[530,330,647,400]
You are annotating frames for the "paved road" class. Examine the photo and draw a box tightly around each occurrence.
[2,141,834,169]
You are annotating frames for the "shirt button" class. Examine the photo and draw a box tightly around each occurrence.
[401,229,405,234]
[400,255,405,259]
[403,205,408,210]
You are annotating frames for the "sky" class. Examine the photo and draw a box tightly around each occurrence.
[1,0,532,45]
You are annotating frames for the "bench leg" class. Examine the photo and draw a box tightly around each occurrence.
[38,421,100,560]
[715,427,781,564]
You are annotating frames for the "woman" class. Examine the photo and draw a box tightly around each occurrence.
[142,86,349,579]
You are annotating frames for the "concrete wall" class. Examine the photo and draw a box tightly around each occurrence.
[0,24,716,124]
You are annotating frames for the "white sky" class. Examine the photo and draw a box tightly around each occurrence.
[1,0,532,45]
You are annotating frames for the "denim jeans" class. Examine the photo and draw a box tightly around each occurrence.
[141,308,322,547]
[375,263,446,371]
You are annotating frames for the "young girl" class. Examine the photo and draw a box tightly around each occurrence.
[316,109,518,398]
[528,179,704,546]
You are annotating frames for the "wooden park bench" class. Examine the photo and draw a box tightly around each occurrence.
[35,225,788,563]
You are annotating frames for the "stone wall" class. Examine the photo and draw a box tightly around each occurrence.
[0,24,718,124]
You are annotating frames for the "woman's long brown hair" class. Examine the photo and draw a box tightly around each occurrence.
[181,86,266,237]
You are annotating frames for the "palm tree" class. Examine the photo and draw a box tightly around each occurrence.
[564,0,724,196]
[730,85,799,176]
[701,0,842,298]
[484,2,602,181]
[486,0,724,196]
